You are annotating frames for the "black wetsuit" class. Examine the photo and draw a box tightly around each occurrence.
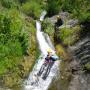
[54,18,63,43]
[45,55,56,62]
[45,55,56,68]
[55,18,63,28]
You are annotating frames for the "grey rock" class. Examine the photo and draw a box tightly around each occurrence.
[68,36,90,90]
[59,12,70,20]
[67,19,79,27]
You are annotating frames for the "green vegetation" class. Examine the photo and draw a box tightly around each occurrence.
[0,0,40,88]
[21,0,44,19]
[43,0,90,45]
[0,0,17,9]
[46,0,60,16]
[84,63,90,71]
[59,25,81,45]
[46,0,90,23]
[42,18,54,35]
[0,9,28,75]
[0,0,90,89]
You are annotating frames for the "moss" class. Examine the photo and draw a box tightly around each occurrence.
[42,18,54,34]
[56,44,72,89]
[3,72,22,88]
[55,44,70,60]
[42,18,55,43]
[84,63,90,71]
[59,60,72,90]
[60,25,81,45]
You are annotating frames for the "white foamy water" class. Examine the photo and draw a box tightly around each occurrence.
[23,11,60,90]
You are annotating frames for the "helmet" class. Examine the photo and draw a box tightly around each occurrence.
[57,15,60,19]
[47,48,52,53]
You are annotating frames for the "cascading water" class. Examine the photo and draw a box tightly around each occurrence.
[44,33,55,51]
[36,20,54,55]
[23,11,60,90]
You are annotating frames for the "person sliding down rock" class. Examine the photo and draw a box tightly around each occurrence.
[45,49,57,64]
[37,49,58,80]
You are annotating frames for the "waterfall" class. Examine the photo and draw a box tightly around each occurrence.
[23,11,60,90]
[36,21,55,55]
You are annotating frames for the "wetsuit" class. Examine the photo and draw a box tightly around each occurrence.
[45,55,57,65]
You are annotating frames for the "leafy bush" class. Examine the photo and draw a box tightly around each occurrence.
[46,0,60,16]
[22,1,42,18]
[60,0,90,23]
[60,25,81,45]
[45,0,90,23]
[1,0,17,8]
[18,0,27,4]
[42,18,54,35]
[0,9,29,75]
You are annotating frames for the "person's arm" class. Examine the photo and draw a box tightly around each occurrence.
[45,55,49,61]
[51,55,59,61]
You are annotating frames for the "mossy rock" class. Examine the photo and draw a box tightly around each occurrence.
[59,25,81,45]
[84,63,90,71]
[3,73,21,88]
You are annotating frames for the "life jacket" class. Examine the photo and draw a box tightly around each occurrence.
[45,55,58,61]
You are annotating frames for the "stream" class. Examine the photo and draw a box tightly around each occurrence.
[23,11,60,90]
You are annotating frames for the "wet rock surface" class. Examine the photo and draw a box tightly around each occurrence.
[69,36,90,90]
[69,73,90,90]
[70,37,90,66]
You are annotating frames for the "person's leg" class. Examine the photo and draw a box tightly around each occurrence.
[50,61,54,68]
[37,61,47,76]
[42,61,55,80]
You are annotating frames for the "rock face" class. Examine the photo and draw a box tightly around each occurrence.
[47,11,90,90]
[69,36,90,90]
[69,73,90,90]
[70,37,90,66]
[59,12,70,22]
[67,19,79,27]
